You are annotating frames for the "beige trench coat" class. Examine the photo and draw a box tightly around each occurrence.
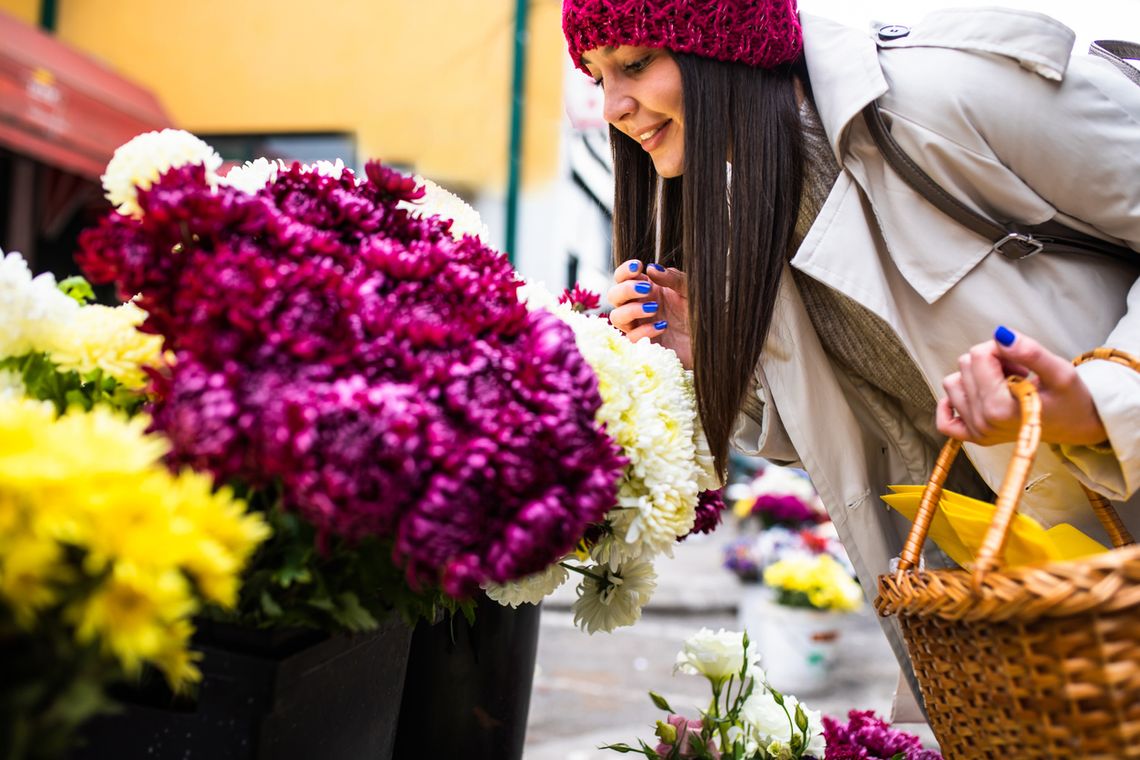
[733,8,1140,719]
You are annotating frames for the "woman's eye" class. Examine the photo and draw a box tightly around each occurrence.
[623,56,651,74]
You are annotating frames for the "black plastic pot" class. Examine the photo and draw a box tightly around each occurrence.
[393,595,542,760]
[73,614,413,760]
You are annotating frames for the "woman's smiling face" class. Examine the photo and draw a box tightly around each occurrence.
[581,45,685,178]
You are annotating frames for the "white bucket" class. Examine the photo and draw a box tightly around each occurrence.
[737,584,844,695]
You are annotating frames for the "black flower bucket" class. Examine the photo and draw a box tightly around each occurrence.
[393,595,542,760]
[74,614,413,760]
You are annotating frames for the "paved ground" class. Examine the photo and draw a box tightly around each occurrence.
[523,532,939,759]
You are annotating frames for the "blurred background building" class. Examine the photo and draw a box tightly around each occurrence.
[0,0,617,297]
[0,0,1132,296]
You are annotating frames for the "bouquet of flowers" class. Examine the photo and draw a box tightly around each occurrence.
[723,524,853,585]
[483,284,722,632]
[729,465,825,529]
[604,628,942,760]
[0,250,268,759]
[75,129,628,630]
[604,627,826,759]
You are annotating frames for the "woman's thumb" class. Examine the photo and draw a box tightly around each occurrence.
[993,326,1069,386]
[645,263,685,290]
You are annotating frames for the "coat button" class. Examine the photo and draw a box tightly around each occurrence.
[878,24,910,40]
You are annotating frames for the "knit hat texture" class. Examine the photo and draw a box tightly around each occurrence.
[563,0,803,75]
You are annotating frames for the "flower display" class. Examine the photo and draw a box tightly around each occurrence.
[605,628,826,759]
[724,524,853,584]
[729,465,826,528]
[605,629,942,760]
[76,129,626,627]
[762,555,864,613]
[484,284,720,632]
[822,711,943,760]
[0,396,268,752]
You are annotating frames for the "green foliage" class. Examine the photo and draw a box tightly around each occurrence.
[0,608,118,760]
[57,277,96,305]
[0,354,144,416]
[212,483,468,634]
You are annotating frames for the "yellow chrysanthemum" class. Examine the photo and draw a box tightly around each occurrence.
[40,302,164,389]
[70,563,198,678]
[762,554,864,613]
[0,533,67,624]
[0,396,269,688]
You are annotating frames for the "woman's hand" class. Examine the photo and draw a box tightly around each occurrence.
[936,327,1108,447]
[607,260,692,369]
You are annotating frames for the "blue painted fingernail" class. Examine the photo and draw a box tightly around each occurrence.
[634,282,651,294]
[642,301,659,314]
[654,320,668,330]
[650,263,666,272]
[629,262,640,272]
[994,325,1016,347]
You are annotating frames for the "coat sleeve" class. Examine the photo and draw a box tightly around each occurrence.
[905,50,1140,498]
[730,366,801,466]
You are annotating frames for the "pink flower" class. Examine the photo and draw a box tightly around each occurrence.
[653,714,719,759]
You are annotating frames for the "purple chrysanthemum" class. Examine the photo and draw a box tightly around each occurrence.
[822,710,943,760]
[78,159,625,599]
[678,489,726,542]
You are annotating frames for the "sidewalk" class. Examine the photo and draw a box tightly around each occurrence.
[524,533,938,759]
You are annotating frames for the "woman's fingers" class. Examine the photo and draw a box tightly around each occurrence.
[936,396,972,440]
[614,259,646,284]
[609,300,662,334]
[626,319,669,344]
[645,263,686,292]
[940,371,981,440]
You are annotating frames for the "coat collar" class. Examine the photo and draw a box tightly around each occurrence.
[800,14,887,165]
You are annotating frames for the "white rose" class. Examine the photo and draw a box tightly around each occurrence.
[673,627,753,682]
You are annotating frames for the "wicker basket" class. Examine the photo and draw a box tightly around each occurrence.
[876,348,1140,760]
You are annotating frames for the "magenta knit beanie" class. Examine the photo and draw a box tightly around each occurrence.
[563,0,803,75]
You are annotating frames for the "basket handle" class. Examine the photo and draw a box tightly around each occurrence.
[895,348,1140,590]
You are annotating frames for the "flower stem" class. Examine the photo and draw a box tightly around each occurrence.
[559,561,605,582]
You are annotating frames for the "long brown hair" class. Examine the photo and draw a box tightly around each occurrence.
[611,53,806,478]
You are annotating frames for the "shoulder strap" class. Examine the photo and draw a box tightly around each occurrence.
[860,101,1135,265]
[1090,40,1140,86]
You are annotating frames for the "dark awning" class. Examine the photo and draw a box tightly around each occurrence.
[0,10,171,179]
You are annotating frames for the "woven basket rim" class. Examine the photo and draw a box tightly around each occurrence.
[875,542,1140,623]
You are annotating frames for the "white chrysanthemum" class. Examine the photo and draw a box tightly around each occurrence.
[572,559,656,634]
[221,157,284,194]
[674,627,758,682]
[299,158,348,179]
[0,250,79,359]
[102,129,223,217]
[740,690,825,758]
[483,563,569,608]
[400,176,490,244]
[521,285,715,566]
[0,369,25,399]
[39,302,164,389]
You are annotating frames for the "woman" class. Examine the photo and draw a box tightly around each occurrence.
[562,0,1140,716]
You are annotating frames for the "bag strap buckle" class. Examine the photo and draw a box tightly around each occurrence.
[993,233,1043,260]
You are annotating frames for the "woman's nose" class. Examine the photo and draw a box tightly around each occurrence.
[601,84,634,125]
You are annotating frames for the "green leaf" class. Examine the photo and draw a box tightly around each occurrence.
[331,591,379,631]
[58,276,95,304]
[650,691,675,713]
[890,755,906,760]
[259,590,283,618]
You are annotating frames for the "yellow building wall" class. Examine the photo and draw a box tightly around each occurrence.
[0,0,39,25]
[39,0,566,190]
